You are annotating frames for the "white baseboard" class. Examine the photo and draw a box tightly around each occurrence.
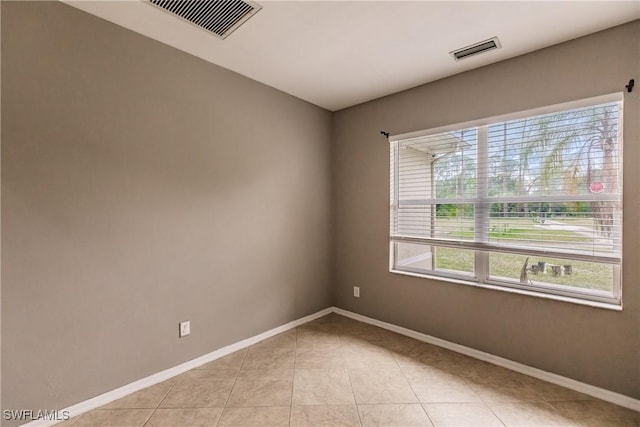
[22,304,639,426]
[21,307,333,427]
[332,307,640,412]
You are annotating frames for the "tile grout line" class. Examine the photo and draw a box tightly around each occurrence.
[216,349,249,426]
[484,402,508,427]
[289,327,298,427]
[138,409,154,427]
[141,378,180,427]
[392,342,436,427]
[339,327,363,427]
[455,369,492,409]
[419,403,436,427]
[385,332,428,417]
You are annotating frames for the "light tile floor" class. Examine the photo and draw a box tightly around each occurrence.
[61,314,639,426]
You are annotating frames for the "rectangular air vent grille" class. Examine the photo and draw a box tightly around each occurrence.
[149,0,262,39]
[451,37,501,61]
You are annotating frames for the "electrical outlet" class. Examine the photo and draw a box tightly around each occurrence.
[353,286,360,298]
[179,321,190,338]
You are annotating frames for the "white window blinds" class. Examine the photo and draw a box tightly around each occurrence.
[390,94,623,303]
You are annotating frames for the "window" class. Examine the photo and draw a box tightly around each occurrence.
[390,94,623,306]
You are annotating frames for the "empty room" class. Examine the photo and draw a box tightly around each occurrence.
[1,0,639,426]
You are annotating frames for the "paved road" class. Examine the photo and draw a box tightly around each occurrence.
[534,219,614,247]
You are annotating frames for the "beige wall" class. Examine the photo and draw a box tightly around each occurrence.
[1,0,332,417]
[332,20,640,398]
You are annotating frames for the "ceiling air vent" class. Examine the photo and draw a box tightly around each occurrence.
[149,0,262,40]
[450,37,501,61]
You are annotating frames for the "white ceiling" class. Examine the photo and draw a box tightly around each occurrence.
[64,1,640,111]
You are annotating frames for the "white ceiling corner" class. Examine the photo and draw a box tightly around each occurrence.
[62,0,640,111]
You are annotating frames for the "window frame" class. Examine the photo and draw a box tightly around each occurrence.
[389,93,624,307]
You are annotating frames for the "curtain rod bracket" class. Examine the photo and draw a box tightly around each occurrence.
[380,131,390,138]
[626,79,634,93]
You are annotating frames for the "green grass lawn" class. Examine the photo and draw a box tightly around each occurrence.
[434,247,613,292]
[444,219,589,243]
[435,247,474,273]
[432,216,612,292]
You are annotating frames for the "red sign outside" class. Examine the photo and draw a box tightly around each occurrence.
[589,182,605,193]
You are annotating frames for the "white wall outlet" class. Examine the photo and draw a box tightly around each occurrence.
[179,321,190,338]
[353,286,360,298]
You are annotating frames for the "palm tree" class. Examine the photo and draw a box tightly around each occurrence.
[586,105,619,237]
[519,104,620,237]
